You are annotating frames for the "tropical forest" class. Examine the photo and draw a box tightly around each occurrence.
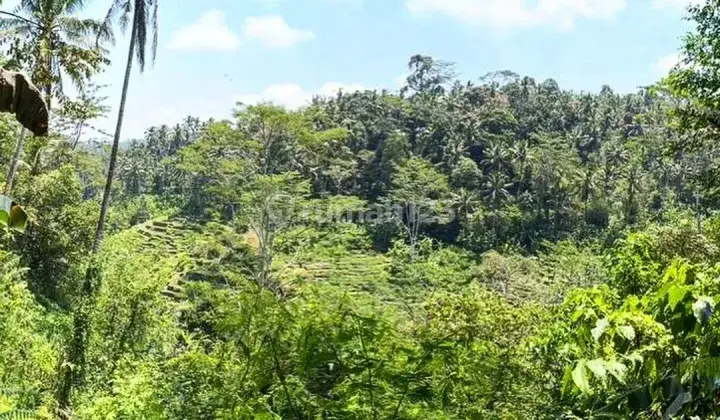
[2,0,720,418]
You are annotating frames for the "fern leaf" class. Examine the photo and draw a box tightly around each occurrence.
[0,410,37,420]
[681,357,720,380]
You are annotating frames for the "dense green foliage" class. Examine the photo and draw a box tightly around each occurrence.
[5,0,720,419]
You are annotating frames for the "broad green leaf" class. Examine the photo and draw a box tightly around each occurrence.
[625,352,644,366]
[571,308,585,322]
[617,325,636,341]
[586,359,607,383]
[572,360,593,395]
[667,285,689,310]
[605,360,628,384]
[0,195,10,228]
[592,318,609,342]
[657,280,673,297]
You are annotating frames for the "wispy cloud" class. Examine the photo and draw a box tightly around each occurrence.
[242,15,315,48]
[167,10,240,52]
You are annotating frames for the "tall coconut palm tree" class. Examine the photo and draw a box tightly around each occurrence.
[57,0,158,415]
[509,140,533,193]
[482,140,508,173]
[483,172,512,210]
[623,159,644,226]
[576,165,597,214]
[451,187,481,224]
[92,0,158,252]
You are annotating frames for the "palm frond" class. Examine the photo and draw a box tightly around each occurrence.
[134,0,147,72]
[50,0,66,20]
[119,0,131,33]
[57,16,114,46]
[0,21,34,36]
[150,0,158,64]
[64,0,87,16]
[96,0,126,47]
[680,356,720,380]
[93,19,115,46]
[0,12,39,31]
[18,0,39,15]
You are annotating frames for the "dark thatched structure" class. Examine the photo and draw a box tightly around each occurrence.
[0,68,49,136]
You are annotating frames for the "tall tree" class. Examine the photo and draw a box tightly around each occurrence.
[664,1,720,133]
[389,157,449,257]
[93,0,158,251]
[56,0,158,415]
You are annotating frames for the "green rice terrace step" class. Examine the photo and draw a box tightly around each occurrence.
[130,218,405,307]
[274,253,405,304]
[127,217,240,301]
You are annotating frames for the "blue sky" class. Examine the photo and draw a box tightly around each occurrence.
[15,0,702,140]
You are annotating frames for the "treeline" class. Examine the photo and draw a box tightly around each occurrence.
[117,58,701,253]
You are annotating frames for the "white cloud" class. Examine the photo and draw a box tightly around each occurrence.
[167,12,316,53]
[406,0,626,31]
[167,10,240,51]
[237,82,369,109]
[653,52,687,77]
[242,16,315,48]
[653,0,703,10]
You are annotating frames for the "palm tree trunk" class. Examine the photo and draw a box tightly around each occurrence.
[4,128,26,195]
[92,14,138,253]
[44,84,52,113]
[57,12,139,417]
[43,46,53,111]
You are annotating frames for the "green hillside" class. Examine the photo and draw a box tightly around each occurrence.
[4,0,720,418]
